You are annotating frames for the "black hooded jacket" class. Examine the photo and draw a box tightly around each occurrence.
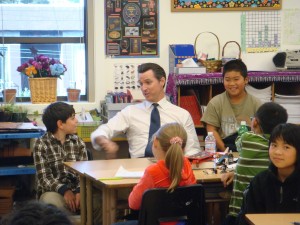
[237,164,300,225]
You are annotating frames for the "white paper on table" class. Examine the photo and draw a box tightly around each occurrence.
[114,165,144,178]
[227,163,237,171]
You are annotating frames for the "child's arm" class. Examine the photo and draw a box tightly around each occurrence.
[206,124,226,151]
[128,169,155,210]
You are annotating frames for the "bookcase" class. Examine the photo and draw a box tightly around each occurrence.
[0,130,44,216]
[166,71,300,129]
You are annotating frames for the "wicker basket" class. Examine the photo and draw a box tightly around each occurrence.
[221,41,242,65]
[194,31,222,73]
[29,77,57,104]
[76,121,101,141]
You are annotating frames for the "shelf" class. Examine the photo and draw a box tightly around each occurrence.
[0,166,36,176]
[0,130,45,139]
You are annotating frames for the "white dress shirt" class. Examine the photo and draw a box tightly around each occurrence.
[91,97,201,158]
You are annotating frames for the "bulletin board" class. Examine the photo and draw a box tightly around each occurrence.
[171,0,282,12]
[105,0,159,57]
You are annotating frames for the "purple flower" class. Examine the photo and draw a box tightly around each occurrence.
[17,54,67,79]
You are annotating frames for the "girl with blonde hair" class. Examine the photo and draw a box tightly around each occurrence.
[128,122,196,210]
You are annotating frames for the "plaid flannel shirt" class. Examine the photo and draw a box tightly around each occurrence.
[33,132,88,198]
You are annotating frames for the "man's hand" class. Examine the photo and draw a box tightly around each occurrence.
[96,136,119,159]
[64,190,77,213]
[221,171,234,188]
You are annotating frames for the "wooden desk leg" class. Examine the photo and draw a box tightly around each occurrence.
[86,179,93,225]
[80,175,86,225]
[102,188,117,225]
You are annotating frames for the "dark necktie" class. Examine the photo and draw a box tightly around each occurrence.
[145,103,160,157]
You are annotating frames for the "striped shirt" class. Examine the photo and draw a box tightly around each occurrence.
[33,132,88,198]
[229,131,270,217]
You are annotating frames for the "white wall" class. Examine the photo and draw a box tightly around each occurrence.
[91,0,300,109]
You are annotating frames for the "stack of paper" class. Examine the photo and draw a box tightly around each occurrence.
[274,94,300,124]
[114,166,144,178]
[245,85,272,103]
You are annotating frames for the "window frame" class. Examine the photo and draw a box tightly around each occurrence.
[0,0,94,103]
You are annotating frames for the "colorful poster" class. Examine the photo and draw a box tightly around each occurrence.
[171,0,281,11]
[105,0,159,57]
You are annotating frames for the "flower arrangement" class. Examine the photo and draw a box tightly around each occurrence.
[17,54,67,79]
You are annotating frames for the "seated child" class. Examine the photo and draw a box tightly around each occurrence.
[112,122,197,225]
[33,102,88,214]
[221,102,288,225]
[201,59,261,152]
[237,123,300,225]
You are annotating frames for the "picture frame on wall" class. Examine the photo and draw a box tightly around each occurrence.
[171,0,282,12]
[105,0,159,57]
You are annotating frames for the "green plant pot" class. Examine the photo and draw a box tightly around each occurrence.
[11,113,28,122]
[0,111,13,122]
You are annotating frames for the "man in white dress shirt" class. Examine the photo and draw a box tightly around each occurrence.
[91,63,201,158]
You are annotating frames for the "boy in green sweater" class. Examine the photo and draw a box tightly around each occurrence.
[220,102,288,225]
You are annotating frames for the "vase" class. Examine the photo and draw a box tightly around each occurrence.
[2,89,17,104]
[67,88,81,102]
[29,78,57,104]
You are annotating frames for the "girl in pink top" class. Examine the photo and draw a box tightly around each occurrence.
[128,122,197,210]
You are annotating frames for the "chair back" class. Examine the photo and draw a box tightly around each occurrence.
[138,184,206,225]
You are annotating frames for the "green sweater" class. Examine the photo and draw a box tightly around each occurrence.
[229,131,270,217]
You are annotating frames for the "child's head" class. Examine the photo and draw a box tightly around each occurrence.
[253,102,288,134]
[42,102,76,133]
[3,201,73,225]
[269,123,300,171]
[222,60,248,98]
[222,59,247,79]
[153,122,187,192]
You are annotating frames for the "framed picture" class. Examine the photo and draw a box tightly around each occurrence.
[171,0,282,12]
[105,0,159,57]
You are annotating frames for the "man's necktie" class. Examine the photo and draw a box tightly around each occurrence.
[145,103,160,157]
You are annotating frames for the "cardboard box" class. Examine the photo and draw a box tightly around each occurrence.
[175,66,206,74]
[169,44,197,74]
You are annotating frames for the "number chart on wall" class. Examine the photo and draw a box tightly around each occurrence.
[105,0,159,57]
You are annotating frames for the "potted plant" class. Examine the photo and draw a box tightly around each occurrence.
[11,105,28,122]
[16,54,67,103]
[0,104,14,122]
[2,89,17,104]
[67,81,81,102]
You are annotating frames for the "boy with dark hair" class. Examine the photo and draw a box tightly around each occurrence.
[1,201,73,225]
[201,59,261,152]
[33,102,88,214]
[221,102,288,225]
[237,123,300,224]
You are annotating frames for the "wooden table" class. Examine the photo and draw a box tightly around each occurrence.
[65,158,229,225]
[246,213,300,225]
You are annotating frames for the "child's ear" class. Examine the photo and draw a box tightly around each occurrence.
[252,117,259,129]
[244,76,249,85]
[57,120,63,129]
[153,136,159,148]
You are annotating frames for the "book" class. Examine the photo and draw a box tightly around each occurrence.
[179,95,202,126]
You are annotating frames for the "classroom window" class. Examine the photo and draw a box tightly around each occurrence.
[0,0,87,102]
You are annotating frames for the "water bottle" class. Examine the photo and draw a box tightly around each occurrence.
[205,132,216,154]
[238,121,248,137]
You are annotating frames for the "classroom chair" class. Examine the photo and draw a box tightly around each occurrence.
[138,184,206,225]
